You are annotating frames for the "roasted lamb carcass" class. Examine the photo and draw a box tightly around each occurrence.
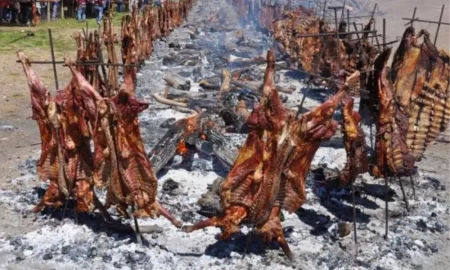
[18,52,100,214]
[339,97,369,186]
[104,91,181,227]
[17,52,64,212]
[371,49,416,178]
[73,31,107,96]
[272,12,321,72]
[150,6,162,39]
[120,15,138,96]
[141,6,154,59]
[103,15,120,95]
[183,50,349,260]
[390,27,450,161]
[65,59,182,228]
[52,82,99,213]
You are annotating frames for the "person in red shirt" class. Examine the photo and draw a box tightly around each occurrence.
[0,0,8,24]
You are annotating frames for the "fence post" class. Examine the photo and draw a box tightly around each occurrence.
[47,1,51,21]
[61,1,65,19]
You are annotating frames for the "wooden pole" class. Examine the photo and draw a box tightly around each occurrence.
[332,7,342,69]
[403,17,450,26]
[347,9,350,31]
[434,5,445,45]
[384,176,389,239]
[341,0,346,22]
[351,180,358,258]
[410,7,417,27]
[96,32,111,97]
[383,18,386,50]
[370,3,377,21]
[48,29,59,90]
[296,81,311,119]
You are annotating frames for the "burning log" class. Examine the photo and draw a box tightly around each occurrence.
[227,54,266,66]
[164,73,191,90]
[149,112,214,172]
[230,78,294,94]
[199,79,221,90]
[218,69,231,99]
[152,92,190,108]
[165,86,208,100]
[183,50,351,260]
[204,127,241,167]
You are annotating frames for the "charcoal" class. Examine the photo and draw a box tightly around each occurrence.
[88,247,97,258]
[160,118,177,128]
[163,179,180,193]
[43,253,53,260]
[168,42,181,49]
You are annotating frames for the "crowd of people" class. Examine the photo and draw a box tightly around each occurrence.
[0,0,162,26]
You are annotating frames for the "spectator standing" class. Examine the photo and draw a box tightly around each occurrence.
[0,0,7,25]
[38,2,47,20]
[77,0,86,22]
[94,0,103,25]
[116,0,125,12]
[20,0,33,25]
[103,0,109,13]
[52,0,59,20]
[12,2,20,24]
[129,0,135,11]
[139,0,148,12]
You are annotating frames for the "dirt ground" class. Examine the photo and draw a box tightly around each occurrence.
[0,1,449,269]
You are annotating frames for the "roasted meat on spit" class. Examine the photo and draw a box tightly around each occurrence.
[66,58,181,227]
[365,27,449,237]
[371,49,416,178]
[339,96,369,186]
[120,15,139,96]
[18,52,103,214]
[390,27,450,161]
[73,31,107,96]
[183,50,352,260]
[103,15,120,95]
[18,52,63,212]
[369,26,450,178]
[231,0,376,92]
